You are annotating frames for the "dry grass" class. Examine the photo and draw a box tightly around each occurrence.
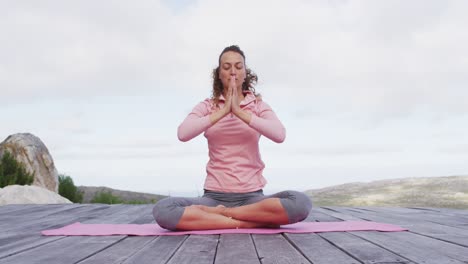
[306,175,468,209]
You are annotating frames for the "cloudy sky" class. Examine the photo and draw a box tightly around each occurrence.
[1,0,467,196]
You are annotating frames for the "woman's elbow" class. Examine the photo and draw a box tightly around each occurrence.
[177,127,191,142]
[272,129,286,143]
[276,134,286,143]
[177,134,189,142]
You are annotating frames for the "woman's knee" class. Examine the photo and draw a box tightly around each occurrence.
[152,197,185,230]
[276,190,312,223]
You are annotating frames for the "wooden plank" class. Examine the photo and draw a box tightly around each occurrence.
[0,205,149,264]
[350,230,468,264]
[317,207,468,263]
[0,204,71,213]
[76,236,156,264]
[0,204,34,214]
[0,204,66,216]
[420,207,468,223]
[306,210,342,222]
[303,207,324,222]
[323,207,468,247]
[120,236,188,264]
[252,234,311,264]
[4,205,467,264]
[310,208,424,262]
[350,207,468,224]
[0,205,116,259]
[0,233,66,259]
[402,207,468,229]
[81,204,154,224]
[1,204,112,233]
[215,234,261,264]
[0,204,85,225]
[314,207,362,221]
[285,233,360,264]
[324,206,468,237]
[119,205,155,224]
[357,207,468,227]
[408,207,468,217]
[0,236,127,264]
[1,204,155,261]
[310,209,462,263]
[424,233,468,247]
[346,207,468,236]
[318,232,413,263]
[166,235,219,264]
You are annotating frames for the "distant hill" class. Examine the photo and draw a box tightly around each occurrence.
[78,186,167,204]
[305,175,468,209]
[78,175,468,208]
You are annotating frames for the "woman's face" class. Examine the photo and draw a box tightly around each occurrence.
[218,51,246,90]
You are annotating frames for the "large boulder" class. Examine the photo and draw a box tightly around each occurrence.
[0,133,59,192]
[0,185,72,205]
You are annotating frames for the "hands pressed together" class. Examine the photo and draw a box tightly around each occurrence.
[209,75,251,125]
[222,76,243,117]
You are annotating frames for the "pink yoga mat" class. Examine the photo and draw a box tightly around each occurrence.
[41,221,407,236]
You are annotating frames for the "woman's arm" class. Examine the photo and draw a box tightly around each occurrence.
[247,100,286,143]
[230,85,285,143]
[177,100,230,142]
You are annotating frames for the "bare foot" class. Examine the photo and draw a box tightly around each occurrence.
[237,221,281,229]
[190,205,282,229]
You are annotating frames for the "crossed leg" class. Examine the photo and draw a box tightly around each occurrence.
[153,190,311,231]
[175,198,289,230]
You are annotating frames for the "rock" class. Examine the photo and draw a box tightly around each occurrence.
[0,185,72,205]
[0,133,59,192]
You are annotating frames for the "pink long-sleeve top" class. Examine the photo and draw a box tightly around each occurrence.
[177,91,286,193]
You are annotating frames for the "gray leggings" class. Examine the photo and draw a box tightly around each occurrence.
[152,189,312,230]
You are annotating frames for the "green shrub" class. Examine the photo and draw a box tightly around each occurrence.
[0,150,34,188]
[124,200,151,204]
[58,174,83,203]
[91,191,123,204]
[89,192,154,204]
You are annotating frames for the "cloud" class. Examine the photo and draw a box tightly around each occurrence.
[1,0,467,117]
[0,1,179,101]
[438,145,468,155]
[3,1,467,193]
[282,145,403,156]
[181,1,468,121]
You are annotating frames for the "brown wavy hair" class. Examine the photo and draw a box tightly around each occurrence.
[211,45,259,108]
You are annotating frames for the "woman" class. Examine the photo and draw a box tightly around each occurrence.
[153,45,312,231]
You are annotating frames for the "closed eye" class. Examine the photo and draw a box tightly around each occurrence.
[222,62,244,70]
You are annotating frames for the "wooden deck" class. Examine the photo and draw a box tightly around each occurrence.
[1,204,468,264]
